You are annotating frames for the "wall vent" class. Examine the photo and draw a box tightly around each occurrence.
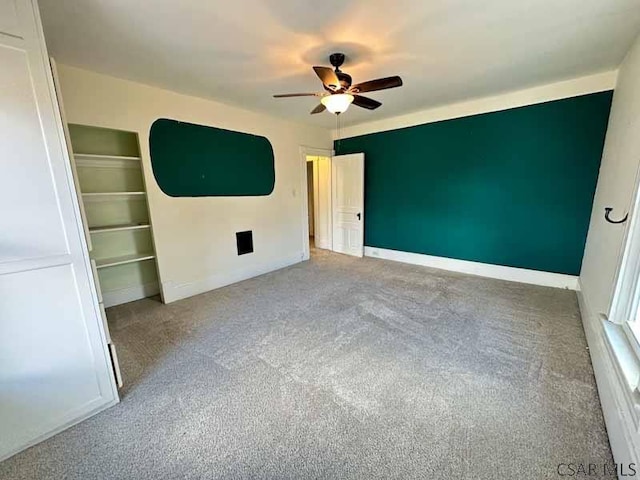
[236,231,254,255]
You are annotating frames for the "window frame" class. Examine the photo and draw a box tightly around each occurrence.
[606,165,640,402]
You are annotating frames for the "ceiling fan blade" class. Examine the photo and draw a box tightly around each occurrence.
[352,95,382,110]
[313,66,340,90]
[350,76,403,94]
[273,93,320,98]
[310,103,326,114]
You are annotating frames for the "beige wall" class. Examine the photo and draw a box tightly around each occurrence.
[57,64,331,302]
[581,33,640,316]
[577,32,640,470]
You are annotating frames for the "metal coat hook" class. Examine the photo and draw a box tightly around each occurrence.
[604,207,628,224]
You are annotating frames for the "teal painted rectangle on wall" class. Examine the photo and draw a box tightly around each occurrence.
[149,119,275,197]
[335,91,613,275]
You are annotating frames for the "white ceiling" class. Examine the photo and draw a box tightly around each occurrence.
[40,0,640,129]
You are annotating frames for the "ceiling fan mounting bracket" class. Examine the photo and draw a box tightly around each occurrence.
[329,52,346,71]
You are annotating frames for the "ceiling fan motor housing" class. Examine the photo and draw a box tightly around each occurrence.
[328,53,351,90]
[336,71,352,90]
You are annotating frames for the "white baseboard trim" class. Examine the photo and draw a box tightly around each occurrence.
[577,284,640,469]
[364,247,579,290]
[102,281,160,307]
[161,252,303,304]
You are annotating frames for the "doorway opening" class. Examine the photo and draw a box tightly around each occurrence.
[301,150,365,260]
[305,154,332,256]
[306,161,315,250]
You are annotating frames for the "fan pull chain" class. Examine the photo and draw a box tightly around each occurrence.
[335,114,341,152]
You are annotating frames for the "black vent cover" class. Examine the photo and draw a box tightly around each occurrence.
[236,231,254,255]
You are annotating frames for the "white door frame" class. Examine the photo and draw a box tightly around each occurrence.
[299,146,333,260]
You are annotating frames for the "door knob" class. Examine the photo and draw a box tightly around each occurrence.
[357,212,361,220]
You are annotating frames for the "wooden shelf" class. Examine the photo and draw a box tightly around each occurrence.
[75,154,141,169]
[74,153,141,162]
[82,192,146,202]
[94,252,156,269]
[89,224,151,234]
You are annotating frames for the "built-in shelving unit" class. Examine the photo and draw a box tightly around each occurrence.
[69,124,160,307]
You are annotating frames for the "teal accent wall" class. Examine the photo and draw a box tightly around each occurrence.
[335,92,613,275]
[149,119,275,197]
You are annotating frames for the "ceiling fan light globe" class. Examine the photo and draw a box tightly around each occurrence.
[321,93,354,114]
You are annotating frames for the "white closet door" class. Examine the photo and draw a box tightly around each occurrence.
[331,153,365,257]
[0,0,118,461]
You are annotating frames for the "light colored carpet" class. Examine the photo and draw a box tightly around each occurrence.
[1,249,612,479]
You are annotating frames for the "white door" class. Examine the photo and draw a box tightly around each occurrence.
[331,153,365,257]
[0,0,118,461]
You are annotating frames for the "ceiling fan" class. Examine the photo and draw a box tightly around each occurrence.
[273,53,403,115]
